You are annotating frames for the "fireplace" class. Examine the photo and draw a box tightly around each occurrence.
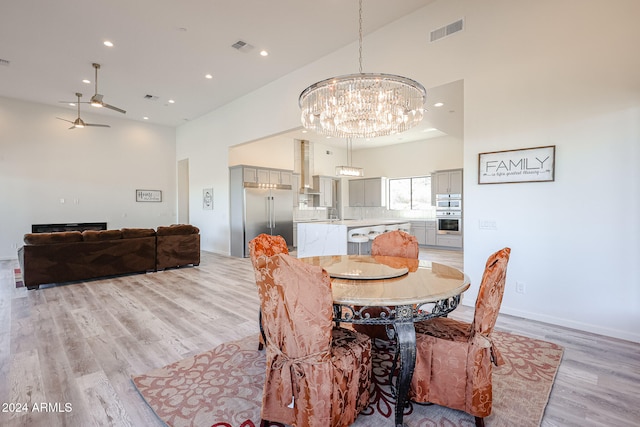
[31,222,108,233]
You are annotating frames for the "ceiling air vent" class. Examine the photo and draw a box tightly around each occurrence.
[0,58,10,66]
[231,40,254,52]
[430,18,464,42]
[144,94,159,101]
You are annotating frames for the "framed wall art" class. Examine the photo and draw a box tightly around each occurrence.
[136,189,162,202]
[203,188,213,210]
[478,145,555,184]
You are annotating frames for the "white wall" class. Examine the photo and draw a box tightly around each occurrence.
[0,96,177,259]
[176,0,640,343]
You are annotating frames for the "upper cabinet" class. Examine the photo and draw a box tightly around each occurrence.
[433,169,463,195]
[349,177,387,207]
[313,175,334,207]
[240,166,293,186]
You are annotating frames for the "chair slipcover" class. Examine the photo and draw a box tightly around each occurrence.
[354,230,419,341]
[370,230,419,259]
[409,247,511,424]
[249,233,289,268]
[249,234,289,350]
[254,253,372,427]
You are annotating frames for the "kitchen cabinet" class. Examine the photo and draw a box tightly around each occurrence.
[433,169,463,195]
[349,177,387,207]
[291,174,300,207]
[313,175,334,207]
[410,221,436,246]
[242,166,292,186]
[436,234,463,248]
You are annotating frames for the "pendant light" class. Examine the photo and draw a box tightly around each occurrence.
[299,0,427,139]
[336,138,364,177]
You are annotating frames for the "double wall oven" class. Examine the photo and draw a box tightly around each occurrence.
[435,194,462,235]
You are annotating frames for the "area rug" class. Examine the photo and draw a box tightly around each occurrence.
[132,331,563,427]
[14,268,24,288]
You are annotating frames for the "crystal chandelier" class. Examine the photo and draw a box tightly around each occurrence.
[299,0,427,139]
[336,138,364,177]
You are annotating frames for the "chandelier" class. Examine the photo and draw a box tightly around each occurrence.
[336,138,364,177]
[299,0,427,139]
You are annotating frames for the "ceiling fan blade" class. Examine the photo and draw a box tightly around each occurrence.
[102,103,126,114]
[56,117,74,124]
[85,123,111,128]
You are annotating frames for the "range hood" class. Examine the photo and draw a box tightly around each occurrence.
[296,139,320,194]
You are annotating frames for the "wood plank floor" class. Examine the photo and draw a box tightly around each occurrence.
[1,250,638,426]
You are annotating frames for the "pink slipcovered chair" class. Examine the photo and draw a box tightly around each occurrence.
[409,247,511,427]
[354,230,419,341]
[371,229,419,259]
[249,233,289,350]
[254,253,372,427]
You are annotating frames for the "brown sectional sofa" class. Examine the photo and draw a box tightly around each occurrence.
[17,224,200,290]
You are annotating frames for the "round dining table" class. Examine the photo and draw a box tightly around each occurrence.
[300,254,470,427]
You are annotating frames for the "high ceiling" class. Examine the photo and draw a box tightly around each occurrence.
[1,0,438,127]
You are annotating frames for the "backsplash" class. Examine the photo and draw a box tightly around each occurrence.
[294,206,436,222]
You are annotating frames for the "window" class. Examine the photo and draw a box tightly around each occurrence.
[389,176,432,210]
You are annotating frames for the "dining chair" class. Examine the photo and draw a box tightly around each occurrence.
[409,247,511,427]
[253,253,372,427]
[248,233,289,350]
[354,230,419,341]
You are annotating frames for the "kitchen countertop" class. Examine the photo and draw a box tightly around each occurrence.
[295,218,435,225]
[297,219,408,227]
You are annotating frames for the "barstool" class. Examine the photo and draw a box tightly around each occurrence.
[398,222,411,233]
[368,225,386,242]
[385,223,399,232]
[348,227,371,255]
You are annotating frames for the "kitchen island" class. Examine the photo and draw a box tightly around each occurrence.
[296,219,409,257]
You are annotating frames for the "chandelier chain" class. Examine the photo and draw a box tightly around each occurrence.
[298,0,427,139]
[358,0,363,74]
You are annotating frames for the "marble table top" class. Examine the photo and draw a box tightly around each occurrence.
[300,255,470,306]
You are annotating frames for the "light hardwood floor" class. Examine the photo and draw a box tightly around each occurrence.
[1,250,638,426]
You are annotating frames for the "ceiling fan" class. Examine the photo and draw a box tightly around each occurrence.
[87,63,126,114]
[57,93,111,129]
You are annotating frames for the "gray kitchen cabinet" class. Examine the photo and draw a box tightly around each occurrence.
[349,177,387,207]
[410,221,426,245]
[436,234,463,248]
[411,221,437,246]
[426,221,436,245]
[291,174,300,206]
[433,169,463,195]
[242,166,293,186]
[313,175,333,207]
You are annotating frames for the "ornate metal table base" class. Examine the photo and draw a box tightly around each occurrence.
[334,295,461,427]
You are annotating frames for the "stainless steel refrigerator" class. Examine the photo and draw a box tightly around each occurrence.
[230,167,293,257]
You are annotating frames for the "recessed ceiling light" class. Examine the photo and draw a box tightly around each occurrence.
[434,102,444,107]
[301,130,308,133]
[205,74,213,79]
[82,79,91,84]
[103,41,114,47]
[168,99,175,104]
[143,117,149,120]
[68,102,76,106]
[260,50,269,57]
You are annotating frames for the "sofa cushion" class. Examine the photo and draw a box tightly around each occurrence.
[23,231,83,245]
[82,230,123,241]
[121,228,156,238]
[156,224,199,236]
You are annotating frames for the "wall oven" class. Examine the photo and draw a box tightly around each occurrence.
[436,210,462,235]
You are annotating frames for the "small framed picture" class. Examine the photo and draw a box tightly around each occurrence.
[136,189,162,202]
[203,188,213,210]
[478,146,555,184]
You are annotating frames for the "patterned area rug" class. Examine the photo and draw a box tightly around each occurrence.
[132,331,563,427]
[14,268,24,288]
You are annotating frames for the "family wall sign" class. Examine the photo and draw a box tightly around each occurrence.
[478,145,555,184]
